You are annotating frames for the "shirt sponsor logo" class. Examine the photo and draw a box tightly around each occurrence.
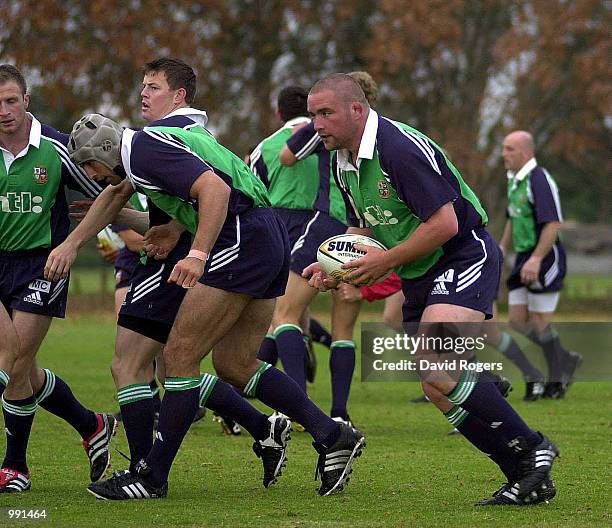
[28,279,51,293]
[0,192,44,214]
[431,269,454,296]
[23,291,44,305]
[33,166,48,184]
[364,205,399,226]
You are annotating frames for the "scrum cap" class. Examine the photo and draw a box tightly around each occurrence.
[68,114,123,171]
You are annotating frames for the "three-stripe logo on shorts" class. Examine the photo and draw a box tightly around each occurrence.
[131,264,165,303]
[456,230,488,292]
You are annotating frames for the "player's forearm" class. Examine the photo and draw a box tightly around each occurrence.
[279,145,298,166]
[531,221,561,260]
[384,202,458,269]
[118,229,145,252]
[67,183,133,248]
[190,172,230,255]
[500,220,512,253]
[114,209,150,235]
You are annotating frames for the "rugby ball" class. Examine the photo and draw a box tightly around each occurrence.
[317,234,388,282]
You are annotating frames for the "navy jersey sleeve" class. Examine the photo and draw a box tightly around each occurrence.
[130,130,213,201]
[248,143,269,187]
[530,169,563,224]
[40,125,102,198]
[381,135,458,222]
[286,122,324,160]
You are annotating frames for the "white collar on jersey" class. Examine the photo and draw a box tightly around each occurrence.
[0,113,41,155]
[163,107,209,128]
[336,109,378,172]
[283,116,311,130]
[120,128,138,190]
[507,157,537,182]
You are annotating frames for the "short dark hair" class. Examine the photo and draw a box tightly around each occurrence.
[310,74,368,106]
[0,64,27,94]
[277,86,308,122]
[143,58,197,104]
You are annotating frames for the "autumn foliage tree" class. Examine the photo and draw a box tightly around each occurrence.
[0,0,608,226]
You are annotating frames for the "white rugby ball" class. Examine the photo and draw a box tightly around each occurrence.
[317,234,388,282]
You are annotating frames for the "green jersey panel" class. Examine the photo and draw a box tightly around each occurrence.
[251,127,319,210]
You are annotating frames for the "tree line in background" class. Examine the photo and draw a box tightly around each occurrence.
[1,0,609,231]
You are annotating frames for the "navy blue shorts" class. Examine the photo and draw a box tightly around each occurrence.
[290,211,347,275]
[401,228,502,323]
[114,248,141,290]
[199,208,290,299]
[119,253,187,327]
[274,208,315,248]
[0,249,69,318]
[507,242,566,293]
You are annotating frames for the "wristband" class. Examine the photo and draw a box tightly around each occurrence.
[187,249,207,262]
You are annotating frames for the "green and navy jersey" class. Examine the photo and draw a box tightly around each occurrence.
[336,110,488,279]
[0,114,102,251]
[120,113,270,236]
[506,157,563,254]
[285,121,347,225]
[249,117,319,211]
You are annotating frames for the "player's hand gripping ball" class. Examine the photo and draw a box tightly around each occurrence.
[317,234,390,283]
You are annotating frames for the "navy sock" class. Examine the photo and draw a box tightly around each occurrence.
[329,341,356,419]
[445,406,520,481]
[309,318,332,348]
[146,378,200,487]
[200,374,269,440]
[275,325,307,393]
[2,395,37,473]
[248,365,339,446]
[540,326,568,382]
[257,335,278,366]
[150,379,161,414]
[498,332,544,382]
[448,374,540,448]
[117,384,154,471]
[35,369,98,438]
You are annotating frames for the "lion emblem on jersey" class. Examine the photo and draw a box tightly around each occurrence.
[378,180,390,199]
[33,166,48,184]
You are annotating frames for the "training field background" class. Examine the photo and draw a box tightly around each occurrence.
[0,271,610,527]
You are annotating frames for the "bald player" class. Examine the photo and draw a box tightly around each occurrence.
[500,131,581,400]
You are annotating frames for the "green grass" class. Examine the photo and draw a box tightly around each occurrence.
[1,314,611,527]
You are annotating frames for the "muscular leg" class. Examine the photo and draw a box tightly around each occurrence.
[143,284,340,487]
[327,291,361,420]
[3,311,96,474]
[383,290,405,331]
[273,272,318,392]
[0,304,17,396]
[112,327,163,469]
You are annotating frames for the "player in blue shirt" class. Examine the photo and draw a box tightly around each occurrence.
[304,74,559,505]
[0,64,115,493]
[500,130,581,399]
[44,83,365,499]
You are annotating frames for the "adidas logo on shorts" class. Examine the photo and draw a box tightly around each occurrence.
[431,269,454,296]
[23,291,43,305]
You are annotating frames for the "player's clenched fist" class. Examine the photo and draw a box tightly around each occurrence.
[44,241,78,281]
[168,255,206,289]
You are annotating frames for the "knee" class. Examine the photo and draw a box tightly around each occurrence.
[421,381,447,406]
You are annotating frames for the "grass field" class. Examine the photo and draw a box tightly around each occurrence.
[0,312,610,527]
